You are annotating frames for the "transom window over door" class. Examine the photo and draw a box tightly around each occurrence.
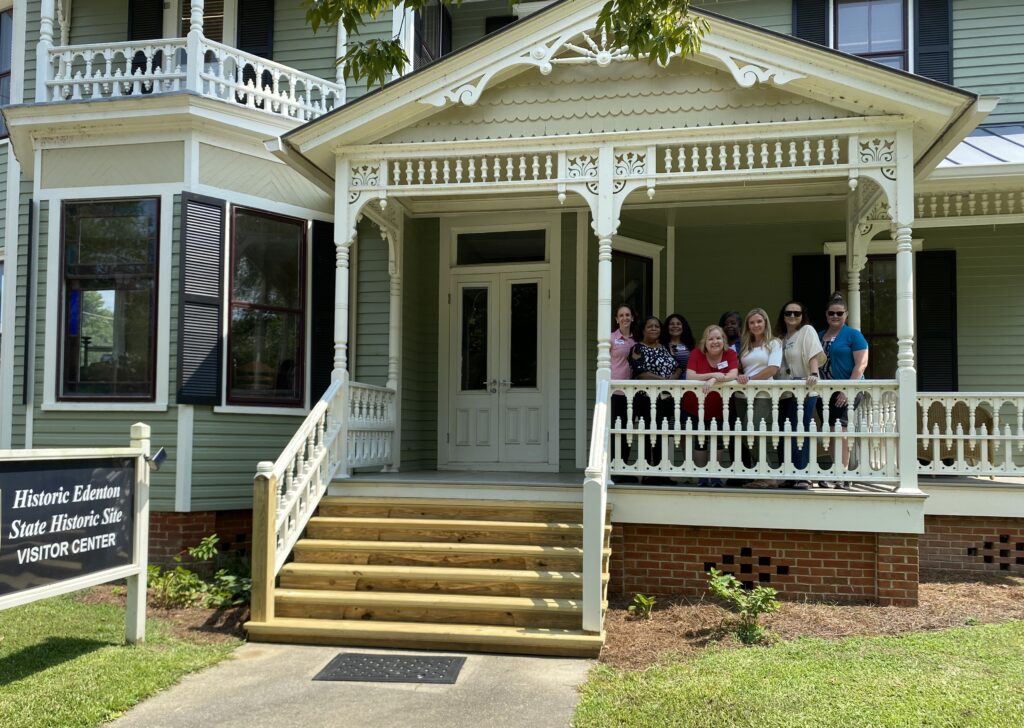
[60,198,159,400]
[229,208,305,406]
[836,0,907,70]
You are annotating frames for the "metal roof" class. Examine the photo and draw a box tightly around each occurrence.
[940,123,1024,167]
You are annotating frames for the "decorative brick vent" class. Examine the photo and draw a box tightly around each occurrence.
[609,524,917,606]
[702,550,788,590]
[921,516,1024,575]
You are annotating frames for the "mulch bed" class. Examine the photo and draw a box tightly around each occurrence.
[601,570,1024,669]
[75,586,248,644]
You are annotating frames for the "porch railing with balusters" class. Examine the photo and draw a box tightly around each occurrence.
[44,35,344,121]
[610,379,901,485]
[917,393,1024,478]
[249,378,396,623]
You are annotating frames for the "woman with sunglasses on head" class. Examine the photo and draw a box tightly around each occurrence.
[663,313,696,375]
[774,301,827,489]
[629,316,682,485]
[819,292,869,487]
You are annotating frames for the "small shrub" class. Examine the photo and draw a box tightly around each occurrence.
[965,616,981,626]
[627,593,657,620]
[149,534,251,609]
[707,568,780,645]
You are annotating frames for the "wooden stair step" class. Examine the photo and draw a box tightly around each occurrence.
[244,617,605,657]
[305,516,597,545]
[274,589,592,628]
[278,563,605,597]
[318,496,608,522]
[292,539,605,571]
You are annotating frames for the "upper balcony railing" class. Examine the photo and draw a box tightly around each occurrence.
[42,34,344,123]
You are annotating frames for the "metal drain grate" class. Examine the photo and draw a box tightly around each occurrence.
[313,652,466,684]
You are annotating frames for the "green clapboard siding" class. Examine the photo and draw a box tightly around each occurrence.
[0,145,8,251]
[70,0,128,45]
[345,15,394,100]
[354,219,389,387]
[953,0,1024,123]
[450,0,511,52]
[400,216,439,471]
[10,180,32,448]
[25,0,41,103]
[674,219,842,330]
[695,0,792,35]
[189,409,304,510]
[922,224,1024,391]
[273,0,339,82]
[559,212,577,471]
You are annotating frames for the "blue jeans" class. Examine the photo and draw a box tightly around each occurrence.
[779,395,818,470]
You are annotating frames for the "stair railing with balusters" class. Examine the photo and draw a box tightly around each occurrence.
[250,377,397,623]
[582,379,611,633]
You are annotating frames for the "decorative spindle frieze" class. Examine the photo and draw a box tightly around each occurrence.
[918,394,1024,477]
[46,36,343,120]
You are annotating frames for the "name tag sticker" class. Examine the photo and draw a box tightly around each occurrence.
[717,361,728,370]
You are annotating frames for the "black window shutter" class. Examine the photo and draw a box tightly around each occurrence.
[128,0,164,40]
[177,194,226,405]
[915,0,953,84]
[792,0,828,46]
[237,0,275,59]
[791,254,832,330]
[309,220,336,401]
[916,250,957,391]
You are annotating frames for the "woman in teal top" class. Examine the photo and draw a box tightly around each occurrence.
[819,292,869,483]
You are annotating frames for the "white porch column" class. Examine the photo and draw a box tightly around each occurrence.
[333,158,357,383]
[384,216,403,472]
[184,0,205,92]
[57,0,71,46]
[594,145,619,387]
[36,0,56,100]
[891,129,921,495]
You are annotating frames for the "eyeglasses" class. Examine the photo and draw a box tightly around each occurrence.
[783,311,803,318]
[827,310,846,317]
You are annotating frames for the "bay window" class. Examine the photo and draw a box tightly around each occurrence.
[60,199,159,400]
[228,208,305,406]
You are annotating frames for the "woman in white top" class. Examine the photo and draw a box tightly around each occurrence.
[774,300,826,488]
[737,308,782,484]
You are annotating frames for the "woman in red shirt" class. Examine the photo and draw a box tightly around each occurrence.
[685,324,739,485]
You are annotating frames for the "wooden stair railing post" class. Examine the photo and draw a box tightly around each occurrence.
[251,461,278,622]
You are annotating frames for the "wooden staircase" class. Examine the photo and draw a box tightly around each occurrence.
[244,496,610,657]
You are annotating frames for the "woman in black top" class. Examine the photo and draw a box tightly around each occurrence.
[629,316,681,484]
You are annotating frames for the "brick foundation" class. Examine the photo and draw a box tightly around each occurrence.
[610,524,918,606]
[149,510,252,565]
[921,515,1024,575]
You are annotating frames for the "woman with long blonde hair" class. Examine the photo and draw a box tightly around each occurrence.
[737,308,782,487]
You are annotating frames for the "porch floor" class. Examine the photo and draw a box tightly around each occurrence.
[347,470,1024,492]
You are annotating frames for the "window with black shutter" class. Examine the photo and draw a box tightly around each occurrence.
[309,221,336,401]
[915,249,957,390]
[792,0,829,46]
[791,254,831,330]
[177,194,226,405]
[915,0,953,83]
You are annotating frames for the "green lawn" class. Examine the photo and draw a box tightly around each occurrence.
[0,593,240,728]
[575,622,1024,728]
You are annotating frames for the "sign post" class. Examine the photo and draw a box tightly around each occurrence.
[0,423,151,644]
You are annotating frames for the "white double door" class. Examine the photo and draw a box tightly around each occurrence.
[448,270,550,466]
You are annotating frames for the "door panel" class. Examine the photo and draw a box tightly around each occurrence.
[448,272,549,466]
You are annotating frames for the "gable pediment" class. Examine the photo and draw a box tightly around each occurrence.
[381,58,861,144]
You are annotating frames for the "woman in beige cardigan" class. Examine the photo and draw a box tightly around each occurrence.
[774,300,827,488]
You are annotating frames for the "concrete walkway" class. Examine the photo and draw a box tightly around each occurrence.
[110,643,594,728]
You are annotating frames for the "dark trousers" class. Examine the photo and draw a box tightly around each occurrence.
[610,394,631,465]
[779,395,819,470]
[634,393,675,467]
